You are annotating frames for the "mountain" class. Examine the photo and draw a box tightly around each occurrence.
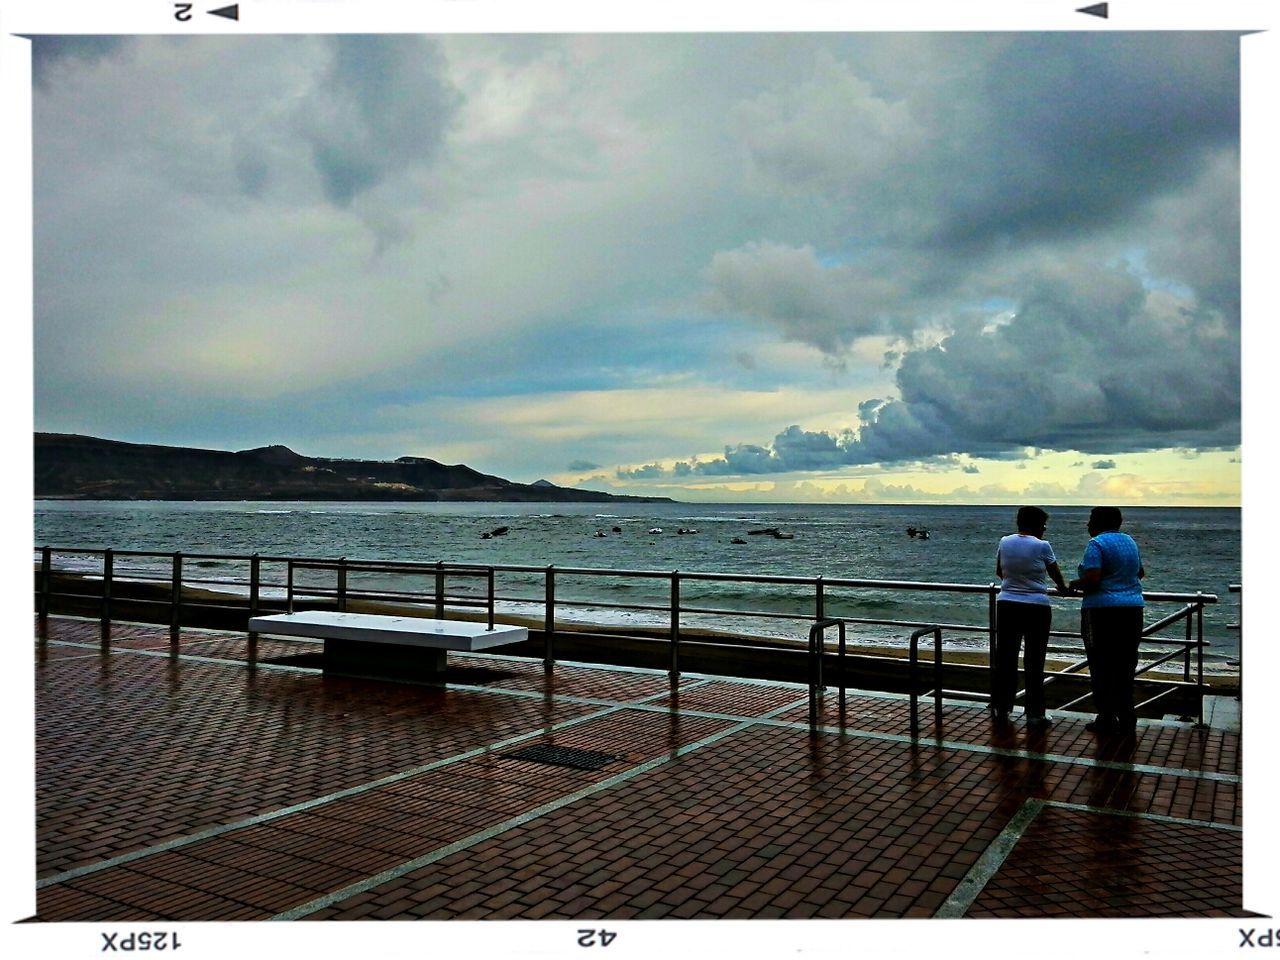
[33,434,673,503]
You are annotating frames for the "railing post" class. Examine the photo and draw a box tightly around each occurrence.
[909,630,919,738]
[1196,594,1206,728]
[1235,584,1242,704]
[815,575,825,626]
[988,583,998,709]
[38,546,51,621]
[435,561,445,619]
[934,626,944,728]
[808,622,822,731]
[487,567,495,629]
[337,557,348,613]
[1184,603,1193,683]
[101,548,114,629]
[250,553,261,619]
[669,571,681,681]
[170,552,182,630]
[838,619,847,711]
[544,566,556,669]
[286,559,295,613]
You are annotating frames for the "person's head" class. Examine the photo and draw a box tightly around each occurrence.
[1016,506,1049,535]
[1088,506,1123,535]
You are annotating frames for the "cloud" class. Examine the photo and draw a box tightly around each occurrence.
[30,36,130,88]
[688,260,1239,474]
[29,33,1241,499]
[617,463,666,480]
[1092,460,1117,470]
[293,36,462,207]
[702,242,904,353]
[567,459,601,471]
[733,49,926,199]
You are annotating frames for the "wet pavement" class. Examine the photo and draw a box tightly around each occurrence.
[31,615,1244,925]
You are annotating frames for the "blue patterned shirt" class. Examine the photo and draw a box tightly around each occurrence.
[1078,531,1144,608]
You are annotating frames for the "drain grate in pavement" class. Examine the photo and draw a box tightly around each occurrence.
[503,744,624,771]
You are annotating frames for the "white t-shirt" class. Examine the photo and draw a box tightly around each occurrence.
[996,534,1057,605]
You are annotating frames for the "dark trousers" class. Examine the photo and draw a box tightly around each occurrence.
[1081,606,1143,725]
[992,600,1051,717]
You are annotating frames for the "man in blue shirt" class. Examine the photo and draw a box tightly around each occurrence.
[1068,506,1146,735]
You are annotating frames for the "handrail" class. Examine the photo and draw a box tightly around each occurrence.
[908,626,944,737]
[807,618,847,731]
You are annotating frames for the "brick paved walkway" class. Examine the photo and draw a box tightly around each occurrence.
[30,615,1244,923]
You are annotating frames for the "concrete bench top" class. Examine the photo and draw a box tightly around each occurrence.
[247,611,528,653]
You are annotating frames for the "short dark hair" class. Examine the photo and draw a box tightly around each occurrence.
[1016,506,1048,532]
[1089,506,1123,531]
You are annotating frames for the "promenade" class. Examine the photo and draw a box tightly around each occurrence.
[31,615,1243,923]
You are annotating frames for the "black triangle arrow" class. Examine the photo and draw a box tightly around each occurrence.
[209,4,239,20]
[1077,3,1108,18]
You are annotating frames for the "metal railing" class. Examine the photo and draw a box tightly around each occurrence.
[807,617,847,730]
[34,546,1223,729]
[908,626,945,737]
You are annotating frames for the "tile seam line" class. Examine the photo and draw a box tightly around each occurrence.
[934,798,1045,918]
[1042,799,1242,832]
[795,720,1241,784]
[40,638,321,675]
[40,633,881,728]
[38,637,716,713]
[934,795,1241,921]
[267,693,813,921]
[37,616,843,691]
[34,679,716,890]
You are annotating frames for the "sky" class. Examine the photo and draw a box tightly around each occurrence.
[29,31,1244,505]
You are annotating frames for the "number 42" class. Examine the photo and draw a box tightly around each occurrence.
[577,929,617,947]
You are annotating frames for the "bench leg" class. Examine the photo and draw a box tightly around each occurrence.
[322,639,449,681]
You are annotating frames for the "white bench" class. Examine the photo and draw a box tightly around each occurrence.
[247,611,528,679]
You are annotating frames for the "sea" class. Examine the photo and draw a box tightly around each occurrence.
[33,501,1242,675]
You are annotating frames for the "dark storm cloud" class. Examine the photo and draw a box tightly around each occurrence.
[689,33,1241,475]
[693,257,1239,475]
[932,33,1239,250]
[295,36,461,206]
[30,36,129,88]
[1093,460,1117,470]
[568,459,601,472]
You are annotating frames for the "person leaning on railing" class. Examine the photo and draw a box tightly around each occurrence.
[1068,506,1146,736]
[992,506,1070,729]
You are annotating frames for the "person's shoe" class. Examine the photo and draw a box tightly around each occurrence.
[988,706,1010,723]
[1026,715,1053,730]
[1085,717,1113,733]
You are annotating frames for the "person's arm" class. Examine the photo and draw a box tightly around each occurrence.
[1068,540,1102,593]
[1068,567,1100,593]
[1046,561,1068,593]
